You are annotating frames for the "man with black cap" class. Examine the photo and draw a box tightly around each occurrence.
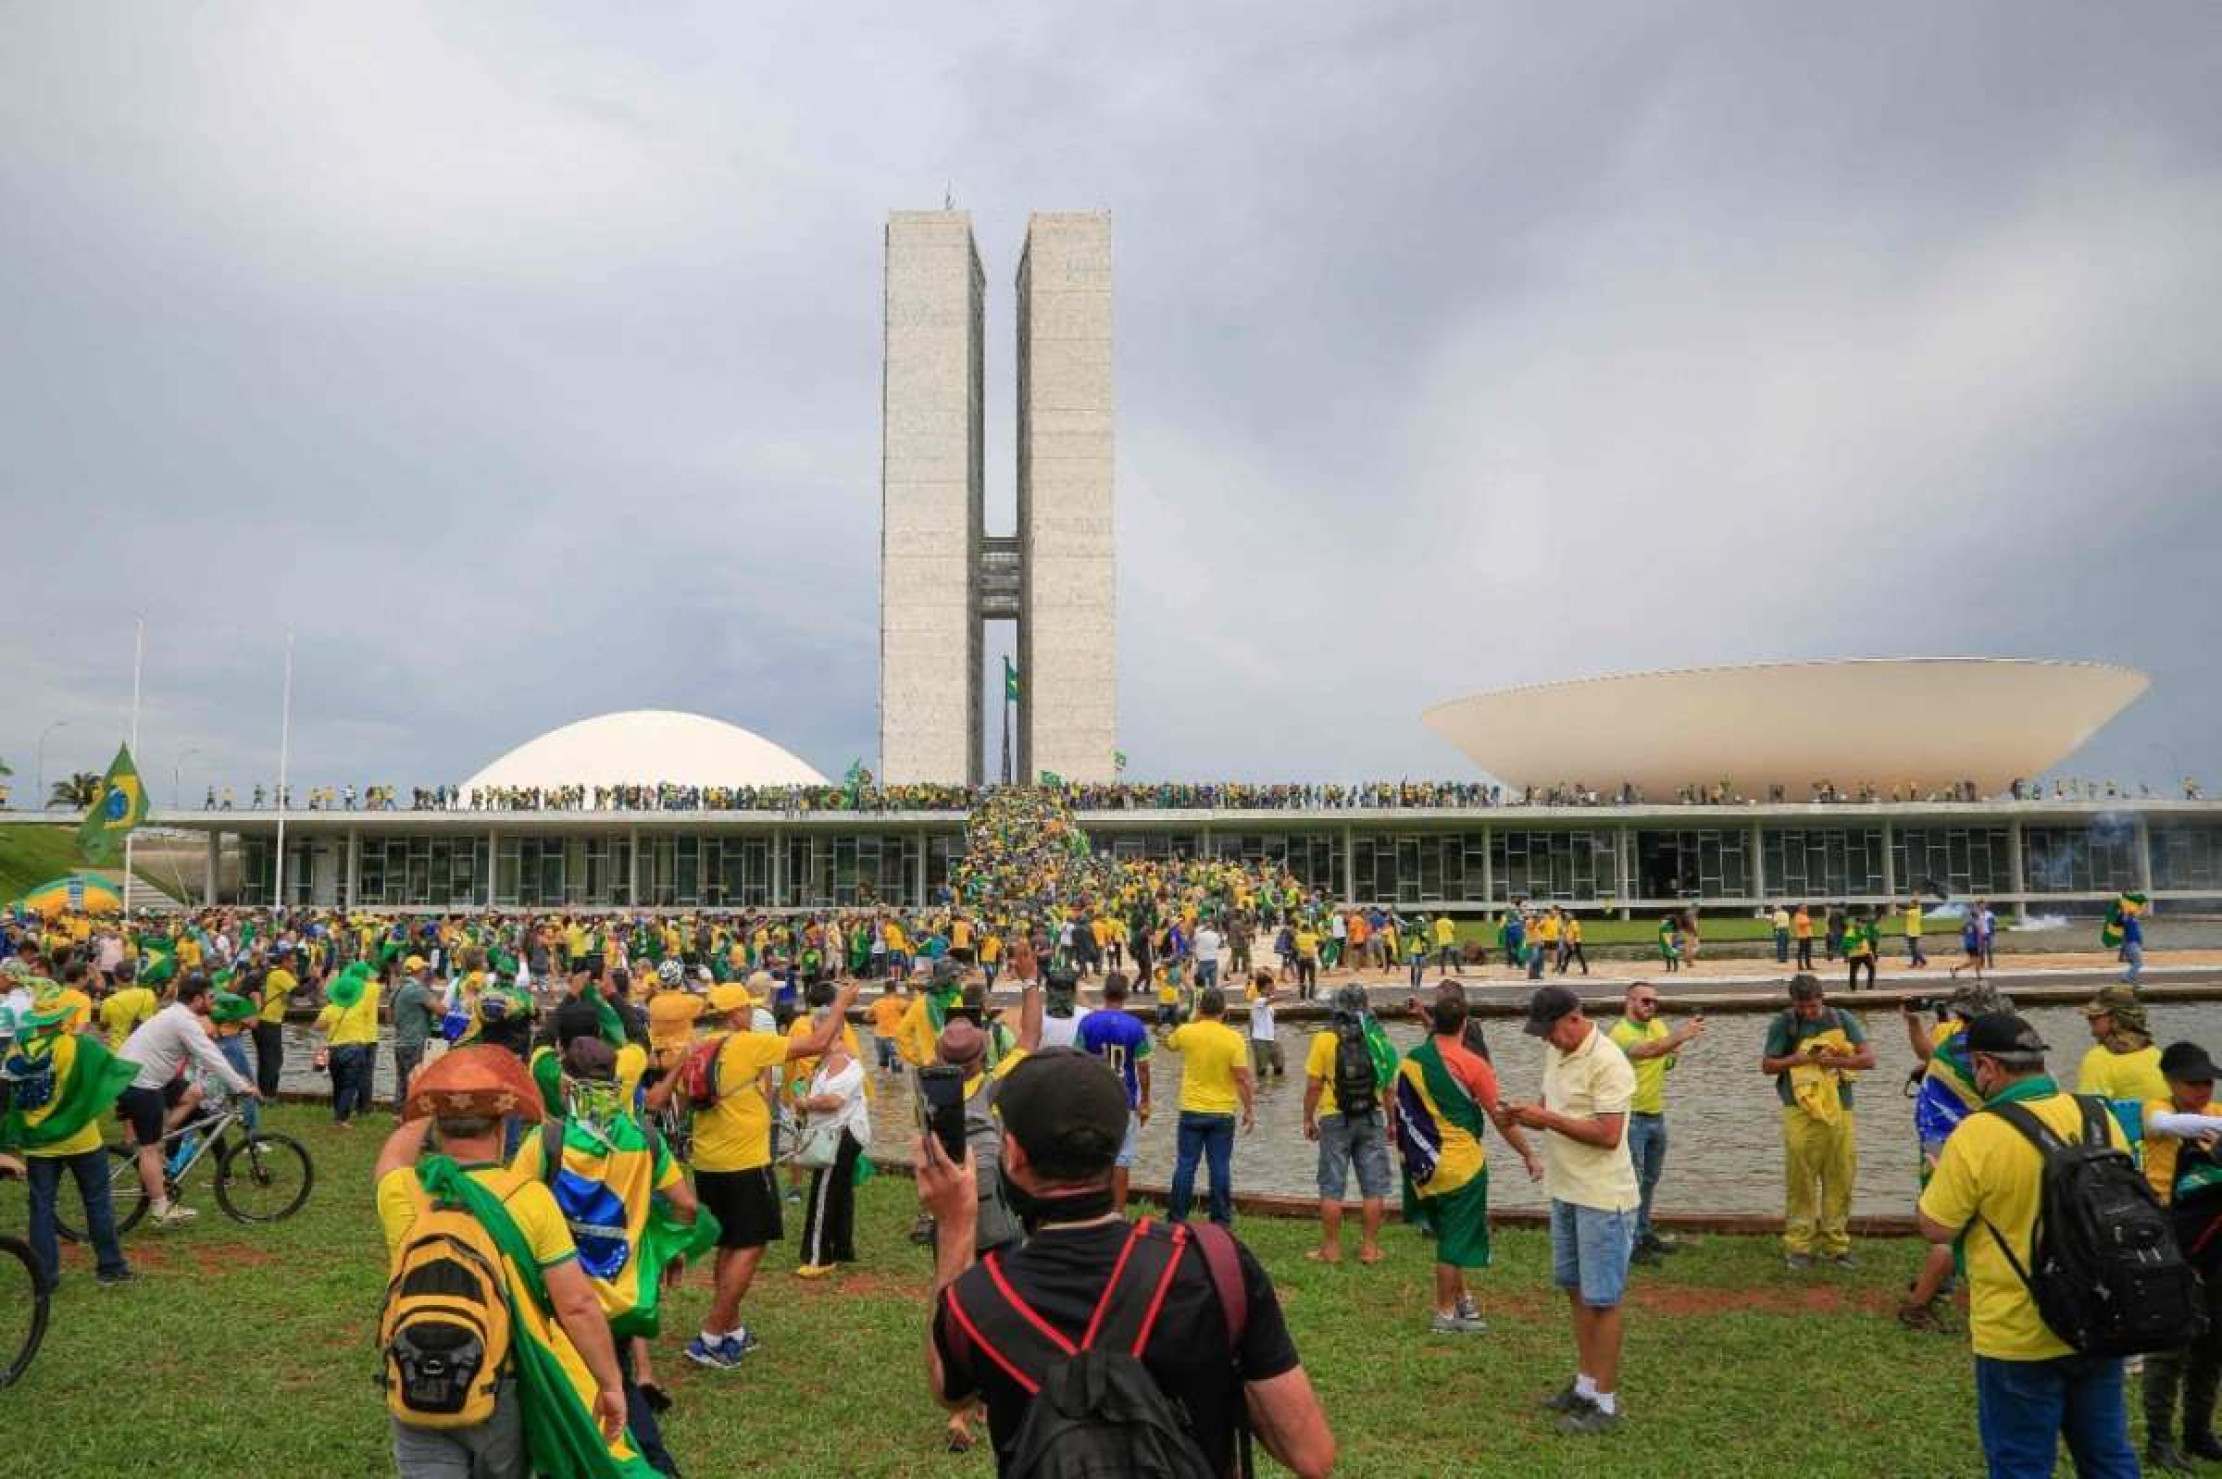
[919,1047,1336,1478]
[2133,1041,2222,1472]
[1507,985,1640,1437]
[1917,1012,2140,1477]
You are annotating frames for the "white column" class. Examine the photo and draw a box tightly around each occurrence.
[1749,822,1766,904]
[1343,825,1357,906]
[628,826,641,908]
[204,830,220,906]
[344,827,360,911]
[914,829,928,907]
[487,829,499,909]
[771,827,786,909]
[1880,819,1897,902]
[2006,819,2027,921]
[2135,813,2155,893]
[1615,826,1632,918]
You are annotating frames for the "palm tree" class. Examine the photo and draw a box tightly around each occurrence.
[48,771,100,809]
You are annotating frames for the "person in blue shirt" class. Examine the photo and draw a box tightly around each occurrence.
[1075,972,1153,1216]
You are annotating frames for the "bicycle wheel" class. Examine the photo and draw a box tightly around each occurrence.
[0,1235,50,1389]
[215,1132,313,1224]
[51,1145,151,1243]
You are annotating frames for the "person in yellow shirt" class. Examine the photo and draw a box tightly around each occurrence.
[99,971,159,1051]
[1917,1012,2139,1476]
[254,949,299,1097]
[646,972,707,1079]
[2076,986,2168,1146]
[1607,983,1705,1263]
[1163,987,1254,1225]
[1432,913,1458,976]
[40,963,96,1036]
[643,978,858,1369]
[1792,904,1816,972]
[868,983,907,1075]
[313,966,383,1128]
[1557,912,1589,978]
[1293,925,1320,1000]
[372,1050,629,1463]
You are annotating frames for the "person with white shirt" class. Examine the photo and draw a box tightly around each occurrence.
[116,974,259,1226]
[1248,970,1287,1079]
[1193,923,1224,990]
[794,985,871,1277]
[1037,968,1092,1049]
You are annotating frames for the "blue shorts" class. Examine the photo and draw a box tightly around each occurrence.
[1116,1112,1139,1169]
[1550,1199,1635,1309]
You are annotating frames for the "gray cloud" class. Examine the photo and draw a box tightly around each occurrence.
[1,1,2215,799]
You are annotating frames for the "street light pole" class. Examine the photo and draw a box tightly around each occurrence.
[35,718,71,806]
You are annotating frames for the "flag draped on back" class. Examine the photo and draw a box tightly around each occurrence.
[417,1157,659,1479]
[0,1032,137,1152]
[2100,892,2147,950]
[77,743,149,865]
[524,1119,721,1340]
[1393,1036,1485,1197]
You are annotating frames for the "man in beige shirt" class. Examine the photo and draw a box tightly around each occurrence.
[1508,985,1640,1438]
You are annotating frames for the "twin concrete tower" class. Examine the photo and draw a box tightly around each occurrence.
[878,210,1116,786]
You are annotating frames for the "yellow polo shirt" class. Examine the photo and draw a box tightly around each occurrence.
[1607,1017,1673,1116]
[689,1031,793,1173]
[1167,1019,1246,1115]
[315,983,383,1046]
[260,968,298,1025]
[2076,1044,2167,1107]
[1918,1087,2128,1359]
[100,986,160,1051]
[1539,1025,1639,1212]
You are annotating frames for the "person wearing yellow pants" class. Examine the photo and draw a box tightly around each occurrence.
[1761,974,1874,1269]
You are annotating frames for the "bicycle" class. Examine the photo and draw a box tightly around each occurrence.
[54,1101,313,1240]
[0,1165,52,1389]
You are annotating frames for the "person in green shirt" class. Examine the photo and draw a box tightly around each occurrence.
[1607,983,1706,1264]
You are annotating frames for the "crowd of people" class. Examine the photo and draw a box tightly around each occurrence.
[169,772,2211,815]
[0,782,2205,1477]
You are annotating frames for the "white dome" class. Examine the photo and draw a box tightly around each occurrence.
[460,711,828,795]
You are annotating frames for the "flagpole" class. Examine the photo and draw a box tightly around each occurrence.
[122,616,144,918]
[274,633,294,914]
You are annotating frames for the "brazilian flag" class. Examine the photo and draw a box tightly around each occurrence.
[77,743,149,866]
[0,1032,137,1153]
[417,1158,660,1478]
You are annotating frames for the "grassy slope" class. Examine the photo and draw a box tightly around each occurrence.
[3,1105,1996,1478]
[0,823,169,905]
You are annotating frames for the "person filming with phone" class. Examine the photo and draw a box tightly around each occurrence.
[918,1046,1337,1477]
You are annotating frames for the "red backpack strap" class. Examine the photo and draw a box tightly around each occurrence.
[1190,1221,1250,1349]
[1081,1221,1187,1356]
[941,1250,1077,1397]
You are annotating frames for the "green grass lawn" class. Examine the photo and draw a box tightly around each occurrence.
[0,823,169,906]
[1,1104,2008,1477]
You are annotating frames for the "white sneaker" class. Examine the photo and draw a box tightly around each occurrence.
[152,1203,199,1227]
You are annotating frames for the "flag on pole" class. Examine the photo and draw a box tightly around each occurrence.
[77,743,149,865]
[1004,657,1020,702]
[1114,750,1128,773]
[843,759,868,810]
[1039,770,1063,787]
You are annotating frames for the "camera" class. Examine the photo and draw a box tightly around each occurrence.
[1904,995,1941,1014]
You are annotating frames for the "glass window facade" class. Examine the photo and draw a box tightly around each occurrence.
[1892,826,2012,898]
[1092,832,1203,863]
[1351,833,1487,905]
[1491,831,1617,903]
[2153,824,2222,892]
[239,838,327,907]
[782,834,920,909]
[2022,822,2141,895]
[496,836,631,908]
[357,836,489,908]
[1208,833,1344,897]
[1761,828,1885,900]
[1634,830,1751,900]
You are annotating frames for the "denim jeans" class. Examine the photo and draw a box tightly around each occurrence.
[1627,1112,1668,1243]
[1774,930,1790,963]
[329,1043,373,1123]
[1171,1111,1236,1226]
[1973,1354,2136,1479]
[26,1148,129,1292]
[2123,941,2144,985]
[218,1033,261,1132]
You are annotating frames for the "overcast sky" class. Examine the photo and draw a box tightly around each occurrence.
[3,2,2216,801]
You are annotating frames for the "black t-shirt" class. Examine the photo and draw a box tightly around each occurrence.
[933,1220,1301,1475]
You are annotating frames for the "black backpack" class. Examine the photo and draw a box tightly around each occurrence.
[1981,1095,2206,1358]
[948,1219,1250,1479]
[1332,1019,1379,1118]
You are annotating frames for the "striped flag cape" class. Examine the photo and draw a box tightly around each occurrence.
[417,1156,661,1478]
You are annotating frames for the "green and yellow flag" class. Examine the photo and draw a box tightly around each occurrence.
[0,1031,137,1153]
[77,743,149,865]
[1004,656,1020,702]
